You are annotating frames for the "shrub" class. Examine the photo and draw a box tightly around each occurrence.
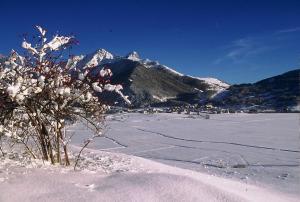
[0,26,129,166]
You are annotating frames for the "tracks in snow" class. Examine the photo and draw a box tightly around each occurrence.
[102,136,127,148]
[136,128,300,153]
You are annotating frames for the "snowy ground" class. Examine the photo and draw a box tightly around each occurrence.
[0,113,299,201]
[0,146,298,202]
[70,113,300,196]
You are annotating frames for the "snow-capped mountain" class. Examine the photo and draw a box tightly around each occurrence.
[126,51,140,61]
[73,49,114,69]
[65,49,229,106]
[68,48,226,90]
[63,49,299,110]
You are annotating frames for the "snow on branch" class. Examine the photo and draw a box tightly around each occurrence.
[42,35,74,51]
[21,25,74,62]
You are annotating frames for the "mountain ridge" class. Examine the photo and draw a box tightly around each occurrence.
[1,49,298,111]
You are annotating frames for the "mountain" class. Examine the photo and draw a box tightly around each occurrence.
[211,69,300,111]
[66,49,114,70]
[125,51,140,61]
[1,49,298,111]
[52,49,300,110]
[68,49,229,107]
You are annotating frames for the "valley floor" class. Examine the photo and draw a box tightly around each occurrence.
[71,113,300,195]
[0,113,299,201]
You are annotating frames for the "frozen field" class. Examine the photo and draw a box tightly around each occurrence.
[1,113,299,201]
[71,112,300,195]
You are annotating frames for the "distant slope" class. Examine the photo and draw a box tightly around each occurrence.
[212,69,300,111]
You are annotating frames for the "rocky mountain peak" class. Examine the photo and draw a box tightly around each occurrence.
[126,51,140,61]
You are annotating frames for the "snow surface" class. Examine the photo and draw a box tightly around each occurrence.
[187,76,230,97]
[0,145,298,202]
[140,59,184,76]
[161,65,184,76]
[70,113,300,196]
[196,77,230,89]
[0,113,299,201]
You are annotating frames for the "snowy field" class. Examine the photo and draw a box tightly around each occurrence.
[71,113,300,195]
[0,113,299,201]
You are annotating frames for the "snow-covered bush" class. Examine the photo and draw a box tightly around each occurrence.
[0,26,129,165]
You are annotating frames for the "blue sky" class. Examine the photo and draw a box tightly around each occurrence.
[0,0,299,84]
